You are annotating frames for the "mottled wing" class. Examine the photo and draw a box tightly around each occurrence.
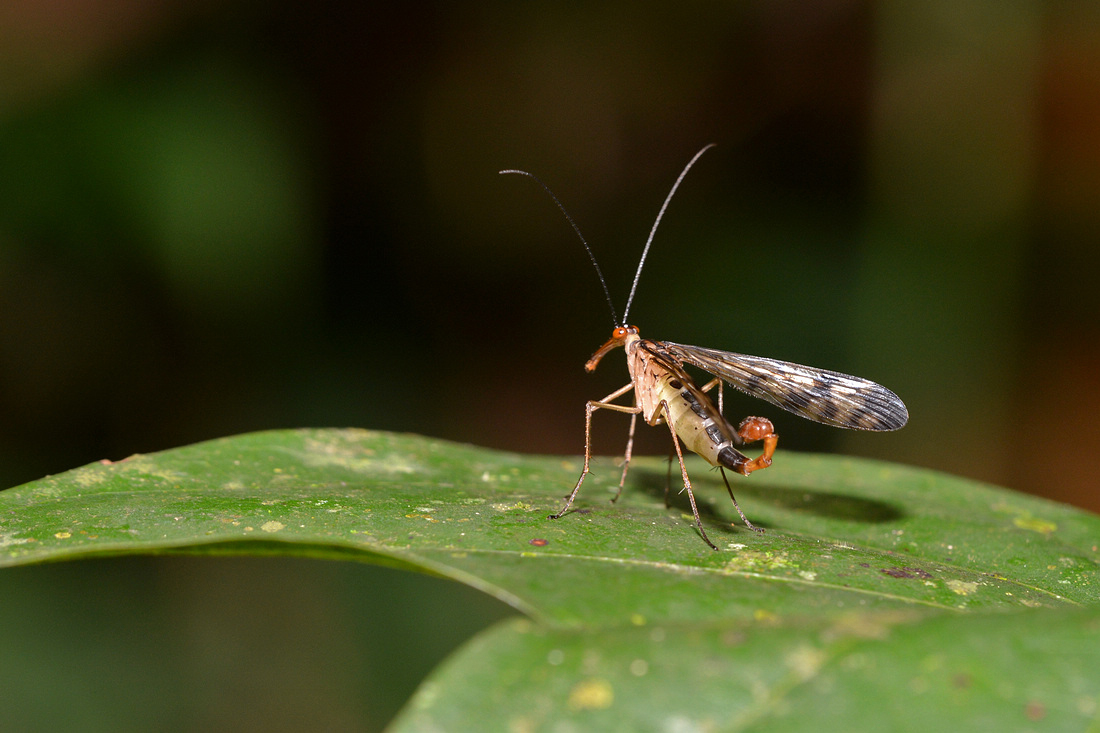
[661,342,909,431]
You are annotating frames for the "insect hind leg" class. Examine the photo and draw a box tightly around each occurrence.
[698,379,776,475]
[714,416,774,532]
[719,467,764,533]
[659,400,719,551]
[663,443,676,508]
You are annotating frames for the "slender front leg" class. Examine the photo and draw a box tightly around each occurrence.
[551,384,639,520]
[660,400,719,551]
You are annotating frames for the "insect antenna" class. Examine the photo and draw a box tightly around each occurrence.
[499,168,620,325]
[503,168,624,325]
[621,143,716,323]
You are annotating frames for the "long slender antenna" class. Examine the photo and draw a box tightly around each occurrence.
[621,143,716,323]
[500,168,620,327]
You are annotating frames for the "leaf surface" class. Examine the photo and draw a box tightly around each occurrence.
[2,429,1097,731]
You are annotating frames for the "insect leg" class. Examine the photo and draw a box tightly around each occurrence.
[698,377,775,476]
[664,443,676,508]
[659,400,719,551]
[699,377,723,415]
[611,411,639,503]
[719,467,764,533]
[551,384,638,520]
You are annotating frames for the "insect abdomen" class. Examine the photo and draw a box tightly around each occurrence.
[657,375,741,469]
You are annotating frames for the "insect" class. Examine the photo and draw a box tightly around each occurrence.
[501,145,908,550]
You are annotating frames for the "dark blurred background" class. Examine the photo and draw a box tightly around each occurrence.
[1,1,1098,730]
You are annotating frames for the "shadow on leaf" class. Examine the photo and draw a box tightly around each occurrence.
[628,465,904,525]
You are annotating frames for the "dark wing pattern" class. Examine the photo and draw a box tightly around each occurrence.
[660,342,909,431]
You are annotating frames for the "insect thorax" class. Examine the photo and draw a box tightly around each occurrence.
[626,339,739,468]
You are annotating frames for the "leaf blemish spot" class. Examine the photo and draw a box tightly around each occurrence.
[946,580,980,596]
[567,678,614,711]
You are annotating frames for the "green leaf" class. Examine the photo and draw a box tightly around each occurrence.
[2,429,1098,730]
[2,429,1096,622]
[391,609,1100,732]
